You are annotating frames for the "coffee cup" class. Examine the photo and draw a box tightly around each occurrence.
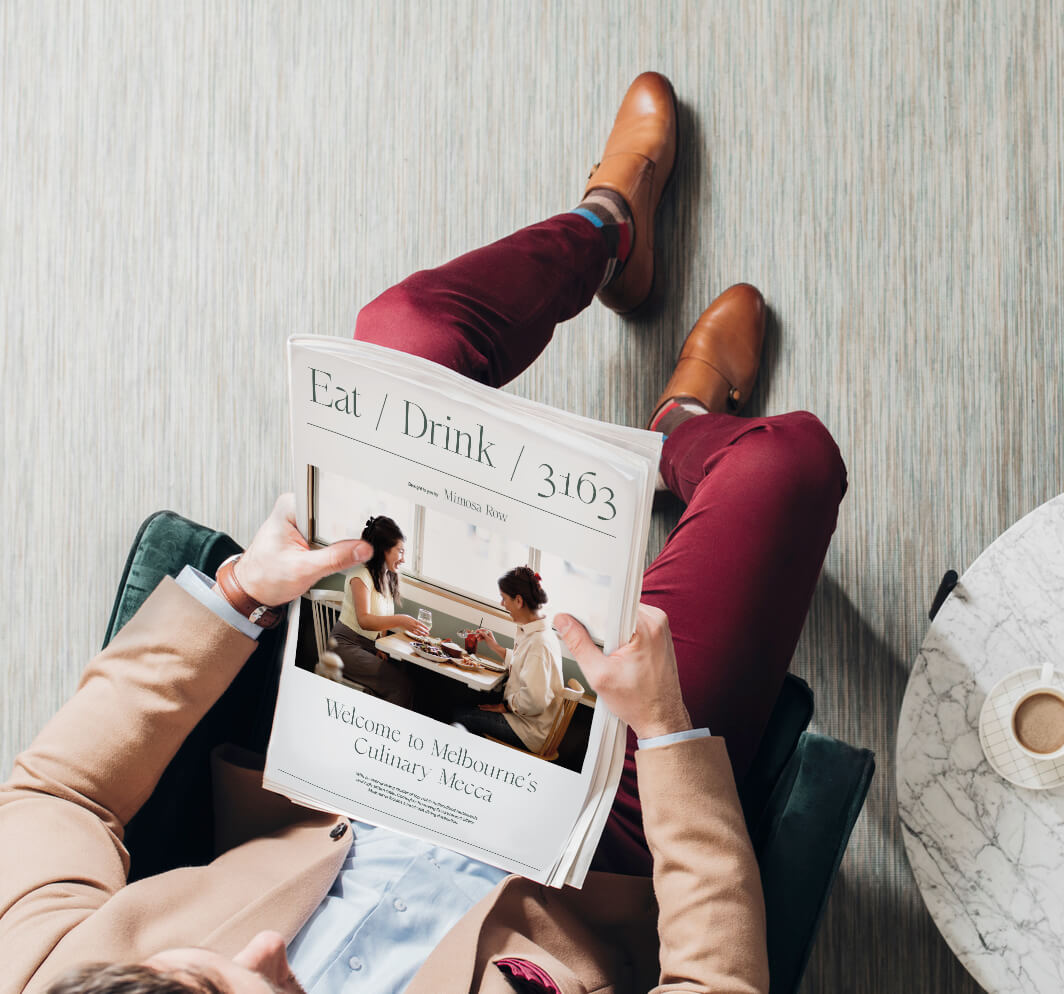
[1009,663,1064,760]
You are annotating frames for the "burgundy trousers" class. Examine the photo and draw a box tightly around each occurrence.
[355,214,847,875]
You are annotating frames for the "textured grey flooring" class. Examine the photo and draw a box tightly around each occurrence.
[3,3,1063,992]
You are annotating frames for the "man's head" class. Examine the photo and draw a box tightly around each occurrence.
[44,932,306,994]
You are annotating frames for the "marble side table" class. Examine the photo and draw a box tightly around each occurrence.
[897,493,1064,993]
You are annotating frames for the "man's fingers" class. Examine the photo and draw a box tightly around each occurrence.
[553,614,605,670]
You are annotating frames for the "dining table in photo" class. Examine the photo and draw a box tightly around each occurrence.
[375,633,509,692]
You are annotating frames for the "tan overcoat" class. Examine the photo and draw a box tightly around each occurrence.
[0,579,769,994]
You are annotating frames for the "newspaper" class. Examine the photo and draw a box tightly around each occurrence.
[263,337,661,887]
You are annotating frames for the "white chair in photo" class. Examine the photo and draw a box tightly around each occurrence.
[307,588,345,658]
[487,678,585,762]
[306,589,368,693]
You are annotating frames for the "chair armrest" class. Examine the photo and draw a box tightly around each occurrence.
[753,732,875,994]
[740,674,814,831]
[103,510,242,648]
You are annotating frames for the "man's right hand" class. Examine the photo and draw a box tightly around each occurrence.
[554,604,692,740]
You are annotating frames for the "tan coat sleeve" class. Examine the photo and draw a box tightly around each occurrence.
[0,579,258,993]
[637,737,770,994]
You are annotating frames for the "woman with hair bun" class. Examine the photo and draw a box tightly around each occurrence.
[329,515,429,706]
[457,565,565,752]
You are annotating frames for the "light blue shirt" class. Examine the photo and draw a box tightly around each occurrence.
[177,565,710,994]
[287,823,507,993]
[175,565,264,639]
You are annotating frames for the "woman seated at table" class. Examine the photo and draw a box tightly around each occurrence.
[456,566,565,752]
[329,515,428,706]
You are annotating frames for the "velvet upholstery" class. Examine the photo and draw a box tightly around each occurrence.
[756,732,875,994]
[740,674,875,993]
[740,673,815,829]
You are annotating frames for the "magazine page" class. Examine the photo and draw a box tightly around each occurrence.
[263,338,661,885]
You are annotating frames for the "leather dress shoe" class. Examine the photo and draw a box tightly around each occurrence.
[648,283,766,424]
[584,72,677,314]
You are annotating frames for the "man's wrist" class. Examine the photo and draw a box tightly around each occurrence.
[214,554,283,629]
[631,707,693,741]
[179,566,264,639]
[232,553,271,605]
[637,727,710,750]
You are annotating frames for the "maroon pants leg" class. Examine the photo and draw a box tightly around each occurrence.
[594,411,848,875]
[353,215,847,876]
[354,214,609,386]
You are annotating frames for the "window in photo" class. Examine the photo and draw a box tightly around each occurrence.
[308,465,611,641]
[310,467,416,547]
[420,506,531,604]
[537,550,611,641]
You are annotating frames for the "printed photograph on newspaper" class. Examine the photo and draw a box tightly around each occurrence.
[263,338,661,885]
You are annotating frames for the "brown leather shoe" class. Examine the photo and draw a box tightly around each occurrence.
[648,284,766,424]
[584,72,677,314]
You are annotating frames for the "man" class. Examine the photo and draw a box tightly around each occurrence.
[0,73,846,994]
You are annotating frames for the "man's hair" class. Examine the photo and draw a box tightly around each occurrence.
[44,963,229,994]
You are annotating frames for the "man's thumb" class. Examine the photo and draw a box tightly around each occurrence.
[554,614,595,661]
[313,539,372,573]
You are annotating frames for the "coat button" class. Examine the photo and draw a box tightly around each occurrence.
[393,897,407,912]
[348,956,363,971]
[330,821,349,840]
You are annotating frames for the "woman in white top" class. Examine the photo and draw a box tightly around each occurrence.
[459,566,565,752]
[329,515,428,706]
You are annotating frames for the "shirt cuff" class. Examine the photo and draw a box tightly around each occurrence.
[175,565,264,640]
[636,727,711,750]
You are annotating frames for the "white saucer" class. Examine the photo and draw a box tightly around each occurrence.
[979,667,1064,790]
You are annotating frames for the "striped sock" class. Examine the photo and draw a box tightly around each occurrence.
[651,399,710,492]
[569,188,634,289]
[648,398,709,436]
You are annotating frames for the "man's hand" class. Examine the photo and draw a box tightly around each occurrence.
[554,604,692,740]
[229,493,373,607]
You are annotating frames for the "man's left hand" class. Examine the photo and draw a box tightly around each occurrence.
[230,493,372,607]
[554,604,692,740]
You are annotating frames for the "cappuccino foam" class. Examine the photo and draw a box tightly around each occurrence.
[1013,692,1064,755]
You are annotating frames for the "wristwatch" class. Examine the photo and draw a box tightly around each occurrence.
[215,554,283,629]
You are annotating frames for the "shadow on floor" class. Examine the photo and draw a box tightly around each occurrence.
[795,572,982,993]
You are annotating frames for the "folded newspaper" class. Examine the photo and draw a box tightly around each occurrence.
[263,338,662,887]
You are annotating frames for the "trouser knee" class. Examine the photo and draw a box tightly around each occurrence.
[767,410,848,506]
[355,273,442,342]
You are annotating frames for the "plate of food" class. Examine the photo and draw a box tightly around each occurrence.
[473,657,507,673]
[407,633,442,647]
[451,655,482,670]
[412,644,449,662]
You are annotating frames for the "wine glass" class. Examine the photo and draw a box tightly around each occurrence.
[417,608,432,634]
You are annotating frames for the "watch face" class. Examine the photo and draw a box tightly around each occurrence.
[249,606,267,623]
